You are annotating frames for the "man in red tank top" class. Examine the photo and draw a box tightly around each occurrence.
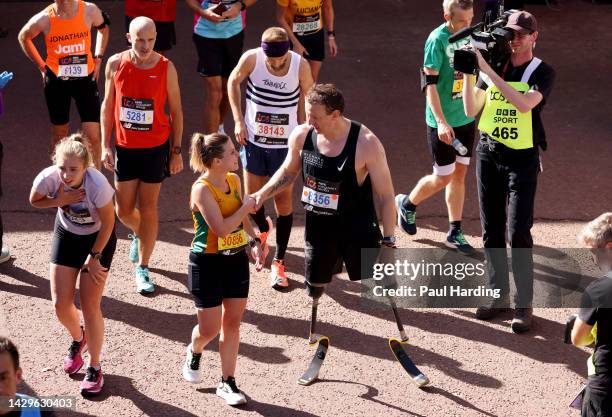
[18,0,110,166]
[100,17,184,294]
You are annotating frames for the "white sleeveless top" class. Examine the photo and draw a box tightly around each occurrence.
[245,48,301,149]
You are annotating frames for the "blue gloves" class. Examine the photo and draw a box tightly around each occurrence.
[0,71,13,90]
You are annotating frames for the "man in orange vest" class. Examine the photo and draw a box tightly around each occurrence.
[125,0,177,53]
[101,16,184,294]
[18,0,110,166]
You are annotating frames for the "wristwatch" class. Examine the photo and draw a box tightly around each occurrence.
[94,54,104,60]
[89,251,102,261]
[172,146,182,155]
[327,30,336,37]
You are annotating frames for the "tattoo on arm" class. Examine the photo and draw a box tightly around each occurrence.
[269,173,295,196]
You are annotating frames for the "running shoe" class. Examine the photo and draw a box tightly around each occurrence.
[445,229,475,255]
[135,266,155,294]
[80,367,104,397]
[128,234,139,264]
[182,344,203,384]
[216,376,247,406]
[0,246,10,264]
[63,327,87,375]
[270,259,289,290]
[395,194,416,235]
[257,216,273,264]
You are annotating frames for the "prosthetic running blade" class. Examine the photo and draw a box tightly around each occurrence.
[388,337,430,387]
[298,335,329,386]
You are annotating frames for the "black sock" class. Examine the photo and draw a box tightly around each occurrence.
[249,207,269,233]
[402,197,417,211]
[450,221,462,233]
[275,213,293,260]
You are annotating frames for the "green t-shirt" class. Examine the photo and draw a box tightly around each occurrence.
[423,23,474,128]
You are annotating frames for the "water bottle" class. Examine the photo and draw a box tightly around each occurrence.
[452,138,468,156]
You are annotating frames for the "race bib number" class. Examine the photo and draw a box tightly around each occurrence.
[254,112,289,146]
[120,97,154,131]
[58,55,87,78]
[301,175,340,215]
[218,228,248,255]
[293,14,321,35]
[451,71,463,100]
[62,203,94,226]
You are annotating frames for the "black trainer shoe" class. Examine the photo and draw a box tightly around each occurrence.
[511,308,533,333]
[475,299,511,320]
[395,194,417,235]
[445,229,475,255]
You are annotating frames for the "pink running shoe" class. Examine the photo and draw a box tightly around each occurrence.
[63,328,87,375]
[80,367,104,397]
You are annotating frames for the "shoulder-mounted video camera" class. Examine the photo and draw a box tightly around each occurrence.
[452,1,517,75]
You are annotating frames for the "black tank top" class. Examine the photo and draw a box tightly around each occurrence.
[301,120,378,228]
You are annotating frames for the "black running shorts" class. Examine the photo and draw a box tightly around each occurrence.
[294,29,325,62]
[50,217,117,270]
[43,68,100,126]
[304,216,382,285]
[427,121,476,174]
[125,16,176,52]
[114,140,169,183]
[193,31,244,78]
[187,250,250,309]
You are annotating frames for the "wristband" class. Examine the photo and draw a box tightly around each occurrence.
[248,237,261,248]
[327,30,335,37]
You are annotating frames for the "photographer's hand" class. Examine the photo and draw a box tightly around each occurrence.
[473,48,494,77]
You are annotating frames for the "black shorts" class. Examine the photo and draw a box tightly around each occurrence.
[427,121,476,176]
[115,140,169,183]
[125,16,176,52]
[304,216,382,285]
[294,29,325,62]
[193,31,244,78]
[582,385,612,417]
[187,251,250,308]
[43,68,100,126]
[50,218,117,270]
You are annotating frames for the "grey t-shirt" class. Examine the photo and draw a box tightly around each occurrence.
[33,166,114,235]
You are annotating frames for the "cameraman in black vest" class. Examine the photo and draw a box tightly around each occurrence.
[461,11,555,333]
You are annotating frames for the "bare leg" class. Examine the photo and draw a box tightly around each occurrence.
[136,182,162,266]
[203,76,224,134]
[191,305,223,353]
[445,162,468,222]
[79,269,108,367]
[50,264,81,340]
[219,298,248,378]
[81,122,102,170]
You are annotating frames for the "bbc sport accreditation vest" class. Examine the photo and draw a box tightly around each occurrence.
[478,58,542,150]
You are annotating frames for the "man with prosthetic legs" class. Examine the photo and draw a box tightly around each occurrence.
[252,84,429,387]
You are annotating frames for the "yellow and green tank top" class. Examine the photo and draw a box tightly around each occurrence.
[191,173,245,255]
